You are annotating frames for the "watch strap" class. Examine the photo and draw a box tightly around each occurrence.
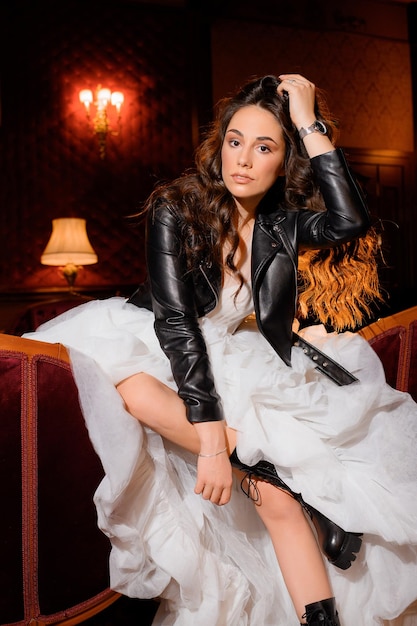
[299,121,325,140]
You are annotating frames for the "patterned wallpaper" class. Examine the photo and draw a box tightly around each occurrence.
[211,20,414,152]
[0,2,194,293]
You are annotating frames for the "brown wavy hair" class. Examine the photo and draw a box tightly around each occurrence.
[142,74,382,330]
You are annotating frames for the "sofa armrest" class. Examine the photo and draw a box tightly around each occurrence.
[358,306,417,401]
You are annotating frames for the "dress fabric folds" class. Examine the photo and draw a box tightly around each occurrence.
[25,290,417,626]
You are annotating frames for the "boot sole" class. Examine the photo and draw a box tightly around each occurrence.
[329,531,363,570]
[308,504,363,570]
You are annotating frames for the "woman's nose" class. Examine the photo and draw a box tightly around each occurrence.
[238,152,251,167]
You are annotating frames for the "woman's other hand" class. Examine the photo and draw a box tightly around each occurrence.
[193,420,233,505]
[195,452,233,505]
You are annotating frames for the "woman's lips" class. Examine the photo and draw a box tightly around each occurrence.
[231,174,253,184]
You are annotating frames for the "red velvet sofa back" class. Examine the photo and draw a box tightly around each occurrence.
[0,334,118,625]
[358,305,417,402]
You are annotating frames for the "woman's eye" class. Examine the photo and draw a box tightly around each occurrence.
[258,145,271,153]
[230,139,240,147]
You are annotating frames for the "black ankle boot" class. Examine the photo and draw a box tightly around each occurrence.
[229,450,362,570]
[301,597,341,625]
[305,504,362,571]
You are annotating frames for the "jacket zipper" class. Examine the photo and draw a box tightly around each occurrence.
[273,224,299,313]
[199,262,219,306]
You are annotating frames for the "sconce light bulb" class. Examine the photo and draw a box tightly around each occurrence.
[97,87,112,107]
[79,85,125,158]
[79,89,93,111]
[111,91,124,113]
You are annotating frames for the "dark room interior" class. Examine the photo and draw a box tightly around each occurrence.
[0,0,416,624]
[0,0,416,331]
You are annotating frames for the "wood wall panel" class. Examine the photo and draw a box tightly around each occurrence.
[345,149,416,309]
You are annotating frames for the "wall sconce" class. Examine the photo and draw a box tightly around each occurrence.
[79,85,124,159]
[41,218,98,292]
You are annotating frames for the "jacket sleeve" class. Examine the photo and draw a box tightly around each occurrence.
[146,204,224,424]
[297,148,371,247]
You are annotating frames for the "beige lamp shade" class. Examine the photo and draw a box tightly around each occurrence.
[41,218,98,266]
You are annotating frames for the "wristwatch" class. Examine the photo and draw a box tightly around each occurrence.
[299,120,327,140]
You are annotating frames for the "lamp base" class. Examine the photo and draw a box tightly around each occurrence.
[61,263,82,293]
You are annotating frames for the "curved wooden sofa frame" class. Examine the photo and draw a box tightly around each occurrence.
[358,305,417,403]
[0,333,120,626]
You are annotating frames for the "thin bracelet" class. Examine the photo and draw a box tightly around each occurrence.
[198,446,228,458]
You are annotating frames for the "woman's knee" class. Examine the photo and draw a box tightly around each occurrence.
[117,372,179,425]
[251,480,305,525]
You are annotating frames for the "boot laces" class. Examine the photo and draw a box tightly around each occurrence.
[239,472,260,502]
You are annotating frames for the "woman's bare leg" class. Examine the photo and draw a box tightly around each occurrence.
[117,371,332,623]
[244,478,333,622]
[117,371,237,453]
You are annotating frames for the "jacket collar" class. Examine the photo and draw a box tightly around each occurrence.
[255,208,287,243]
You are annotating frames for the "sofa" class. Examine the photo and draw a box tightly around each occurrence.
[0,332,158,625]
[357,305,417,403]
[0,304,416,625]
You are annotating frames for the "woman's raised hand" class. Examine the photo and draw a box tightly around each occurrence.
[277,73,317,131]
[277,73,335,157]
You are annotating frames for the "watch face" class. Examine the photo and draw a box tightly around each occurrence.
[314,120,327,134]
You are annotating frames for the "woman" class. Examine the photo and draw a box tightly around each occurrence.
[27,74,417,625]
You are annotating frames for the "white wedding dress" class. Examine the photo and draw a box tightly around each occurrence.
[25,275,417,625]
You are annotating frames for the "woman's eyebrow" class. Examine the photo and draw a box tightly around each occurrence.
[226,128,243,136]
[226,128,278,144]
[257,135,278,144]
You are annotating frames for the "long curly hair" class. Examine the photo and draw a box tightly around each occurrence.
[142,74,382,330]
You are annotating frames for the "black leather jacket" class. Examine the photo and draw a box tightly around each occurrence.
[129,149,370,424]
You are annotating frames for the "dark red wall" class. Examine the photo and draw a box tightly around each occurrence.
[0,1,198,294]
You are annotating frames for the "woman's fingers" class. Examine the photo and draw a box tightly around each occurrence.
[278,73,313,89]
[277,73,316,130]
[194,456,233,505]
[201,484,231,505]
[195,482,232,505]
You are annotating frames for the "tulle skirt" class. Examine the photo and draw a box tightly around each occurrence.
[25,297,417,625]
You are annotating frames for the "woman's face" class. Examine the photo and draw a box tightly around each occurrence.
[221,104,286,213]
